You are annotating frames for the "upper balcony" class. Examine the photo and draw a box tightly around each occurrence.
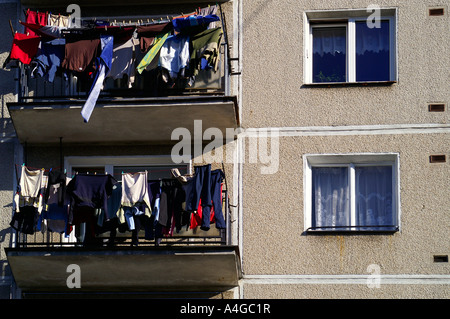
[7,1,239,145]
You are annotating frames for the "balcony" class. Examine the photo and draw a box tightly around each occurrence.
[5,3,241,295]
[7,3,239,145]
[6,189,242,294]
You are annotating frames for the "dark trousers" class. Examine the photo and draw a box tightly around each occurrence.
[200,169,226,231]
[183,164,212,212]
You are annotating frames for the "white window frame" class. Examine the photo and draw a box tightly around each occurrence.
[61,155,191,243]
[303,8,398,84]
[64,155,192,177]
[303,153,401,232]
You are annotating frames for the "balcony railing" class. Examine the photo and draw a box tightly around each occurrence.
[17,42,229,103]
[13,189,231,248]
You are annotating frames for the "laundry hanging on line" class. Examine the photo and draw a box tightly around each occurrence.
[10,164,227,246]
[4,6,224,122]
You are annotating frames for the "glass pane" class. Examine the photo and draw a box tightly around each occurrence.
[312,167,350,229]
[356,20,390,81]
[355,166,394,229]
[312,27,347,83]
[114,165,188,181]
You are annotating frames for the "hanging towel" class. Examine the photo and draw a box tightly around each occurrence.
[13,166,46,212]
[172,14,220,33]
[117,171,152,225]
[136,22,173,53]
[9,33,41,65]
[20,22,63,39]
[24,9,47,36]
[108,36,140,88]
[66,173,116,225]
[120,171,152,210]
[198,5,219,29]
[33,38,65,82]
[81,35,114,123]
[136,31,170,74]
[190,27,223,76]
[159,34,190,81]
[61,38,100,72]
[48,13,70,28]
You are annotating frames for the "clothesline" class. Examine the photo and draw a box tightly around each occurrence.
[21,4,218,27]
[6,4,224,122]
[11,163,227,244]
[15,163,183,176]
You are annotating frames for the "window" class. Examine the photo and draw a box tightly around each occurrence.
[66,155,190,180]
[303,154,400,232]
[304,8,397,84]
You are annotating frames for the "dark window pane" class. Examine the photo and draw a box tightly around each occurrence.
[356,21,390,82]
[312,27,347,83]
[355,166,394,230]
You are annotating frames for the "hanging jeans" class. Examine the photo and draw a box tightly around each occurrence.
[183,164,212,212]
[210,169,226,229]
[199,169,226,231]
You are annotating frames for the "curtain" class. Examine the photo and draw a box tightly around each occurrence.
[312,27,346,82]
[312,27,346,57]
[312,167,350,229]
[355,166,393,229]
[355,21,389,54]
[355,21,390,81]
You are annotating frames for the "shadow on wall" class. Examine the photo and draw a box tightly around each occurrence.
[0,142,14,191]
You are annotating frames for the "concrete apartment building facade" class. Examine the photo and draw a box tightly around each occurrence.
[0,0,448,299]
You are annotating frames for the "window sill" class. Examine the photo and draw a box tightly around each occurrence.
[305,226,399,235]
[301,81,397,88]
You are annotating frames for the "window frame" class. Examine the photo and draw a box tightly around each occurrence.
[303,153,401,233]
[64,155,192,177]
[303,8,398,84]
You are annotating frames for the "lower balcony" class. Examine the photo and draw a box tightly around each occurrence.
[6,188,242,296]
[6,245,241,296]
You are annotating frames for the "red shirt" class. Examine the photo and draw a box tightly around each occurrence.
[10,33,41,65]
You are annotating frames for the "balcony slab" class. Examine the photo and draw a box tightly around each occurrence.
[6,245,241,293]
[8,96,239,145]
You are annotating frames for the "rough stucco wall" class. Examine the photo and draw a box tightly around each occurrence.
[243,283,450,299]
[241,133,449,276]
[241,0,449,128]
